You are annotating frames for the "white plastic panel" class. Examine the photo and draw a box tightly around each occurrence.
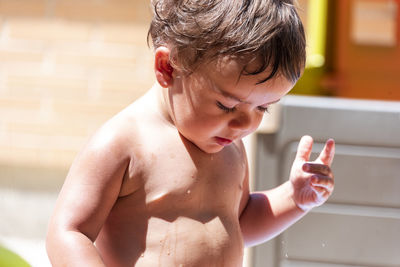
[251,96,400,267]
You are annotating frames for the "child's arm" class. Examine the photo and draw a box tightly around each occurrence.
[46,126,130,266]
[239,135,335,247]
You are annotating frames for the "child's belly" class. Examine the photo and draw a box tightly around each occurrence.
[136,215,244,267]
[96,209,244,267]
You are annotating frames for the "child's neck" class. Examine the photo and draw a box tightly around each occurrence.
[151,83,176,127]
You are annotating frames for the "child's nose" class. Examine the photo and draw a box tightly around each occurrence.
[228,111,253,131]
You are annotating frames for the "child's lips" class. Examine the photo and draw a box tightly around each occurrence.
[215,136,233,146]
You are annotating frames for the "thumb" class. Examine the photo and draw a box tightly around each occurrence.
[295,135,313,163]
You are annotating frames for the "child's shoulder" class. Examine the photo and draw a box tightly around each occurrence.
[82,93,156,158]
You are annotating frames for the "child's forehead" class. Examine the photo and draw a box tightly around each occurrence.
[199,56,275,85]
[195,56,292,93]
[178,54,293,107]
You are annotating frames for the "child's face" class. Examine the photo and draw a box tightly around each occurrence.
[167,57,293,153]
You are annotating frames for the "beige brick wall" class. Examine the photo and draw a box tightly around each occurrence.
[0,0,155,169]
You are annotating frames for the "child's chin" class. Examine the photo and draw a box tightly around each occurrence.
[185,137,226,154]
[197,143,226,154]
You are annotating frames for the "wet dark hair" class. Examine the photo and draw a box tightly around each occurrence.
[148,0,306,84]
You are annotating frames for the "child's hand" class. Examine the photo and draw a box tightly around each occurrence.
[289,135,335,211]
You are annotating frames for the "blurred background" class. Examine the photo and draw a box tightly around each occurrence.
[0,0,399,266]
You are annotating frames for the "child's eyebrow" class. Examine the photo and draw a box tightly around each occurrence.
[224,91,247,103]
[214,86,281,105]
[214,86,248,103]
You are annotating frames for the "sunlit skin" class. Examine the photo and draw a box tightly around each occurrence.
[161,51,292,154]
[46,46,335,267]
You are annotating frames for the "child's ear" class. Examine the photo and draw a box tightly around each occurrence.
[154,46,174,88]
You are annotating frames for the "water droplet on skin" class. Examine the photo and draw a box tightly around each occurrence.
[187,189,191,194]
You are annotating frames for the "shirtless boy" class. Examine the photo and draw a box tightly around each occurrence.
[46,0,335,266]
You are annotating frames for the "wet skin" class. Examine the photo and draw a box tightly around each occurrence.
[60,53,292,266]
[95,94,248,266]
[46,48,334,267]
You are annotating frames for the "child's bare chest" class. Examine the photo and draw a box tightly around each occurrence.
[96,107,248,266]
[122,132,247,217]
[97,132,247,266]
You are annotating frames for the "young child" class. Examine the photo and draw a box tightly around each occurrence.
[46,0,335,266]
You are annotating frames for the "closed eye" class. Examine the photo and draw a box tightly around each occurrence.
[216,101,236,113]
[257,106,270,113]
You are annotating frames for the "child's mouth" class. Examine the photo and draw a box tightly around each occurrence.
[215,137,233,146]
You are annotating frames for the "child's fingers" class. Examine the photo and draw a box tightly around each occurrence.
[316,138,335,166]
[310,175,334,192]
[295,135,314,163]
[303,163,332,176]
[311,186,332,199]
